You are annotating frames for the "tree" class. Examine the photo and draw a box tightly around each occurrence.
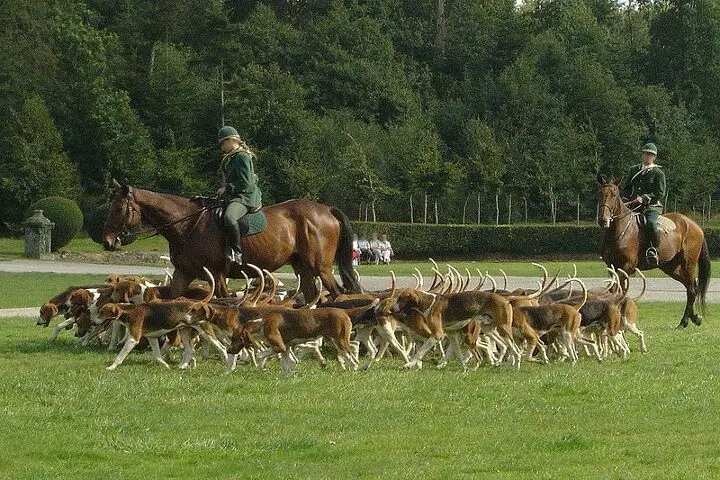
[0,94,79,223]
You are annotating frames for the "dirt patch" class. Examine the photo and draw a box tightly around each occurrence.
[40,250,171,266]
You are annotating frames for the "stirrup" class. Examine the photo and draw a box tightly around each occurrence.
[224,245,243,265]
[645,247,659,266]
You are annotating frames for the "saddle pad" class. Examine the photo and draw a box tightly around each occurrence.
[238,210,267,237]
[658,215,676,233]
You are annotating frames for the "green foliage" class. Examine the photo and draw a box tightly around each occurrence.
[25,197,84,251]
[0,94,80,224]
[3,0,720,229]
[352,221,602,258]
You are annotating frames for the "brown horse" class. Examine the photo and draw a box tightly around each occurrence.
[597,177,710,328]
[101,181,362,299]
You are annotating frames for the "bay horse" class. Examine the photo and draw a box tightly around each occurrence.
[597,176,710,328]
[101,180,362,299]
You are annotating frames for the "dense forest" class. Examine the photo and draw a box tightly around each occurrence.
[2,0,720,230]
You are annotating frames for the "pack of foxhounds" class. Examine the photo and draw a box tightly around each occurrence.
[36,260,647,373]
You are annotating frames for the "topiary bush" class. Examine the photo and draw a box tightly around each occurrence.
[85,204,137,247]
[24,196,83,251]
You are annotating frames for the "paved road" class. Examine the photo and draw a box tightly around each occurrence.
[1,258,716,318]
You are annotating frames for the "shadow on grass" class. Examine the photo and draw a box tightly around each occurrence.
[4,337,154,357]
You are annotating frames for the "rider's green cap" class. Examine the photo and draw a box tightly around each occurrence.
[218,125,241,144]
[641,142,658,155]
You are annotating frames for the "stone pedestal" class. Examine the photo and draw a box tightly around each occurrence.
[23,210,55,258]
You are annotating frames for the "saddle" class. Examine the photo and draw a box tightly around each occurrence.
[634,213,676,234]
[190,196,268,237]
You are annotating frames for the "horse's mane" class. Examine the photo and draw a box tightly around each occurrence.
[134,187,196,205]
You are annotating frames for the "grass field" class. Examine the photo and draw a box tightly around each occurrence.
[1,302,718,479]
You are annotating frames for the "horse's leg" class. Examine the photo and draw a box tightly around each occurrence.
[214,272,229,298]
[666,264,698,329]
[170,270,193,299]
[298,270,319,304]
[318,268,342,299]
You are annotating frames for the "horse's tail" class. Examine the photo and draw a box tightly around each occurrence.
[330,206,363,294]
[697,237,711,317]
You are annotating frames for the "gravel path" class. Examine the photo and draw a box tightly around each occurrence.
[1,258,716,318]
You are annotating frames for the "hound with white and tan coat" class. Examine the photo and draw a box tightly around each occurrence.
[226,300,378,373]
[379,288,519,369]
[518,278,600,363]
[97,268,216,370]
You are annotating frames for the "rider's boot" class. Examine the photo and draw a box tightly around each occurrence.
[224,223,243,267]
[645,224,660,268]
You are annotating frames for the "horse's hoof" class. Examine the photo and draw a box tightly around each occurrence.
[675,322,688,330]
[691,315,703,326]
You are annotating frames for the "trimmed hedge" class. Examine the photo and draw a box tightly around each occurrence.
[352,221,720,259]
[24,196,83,251]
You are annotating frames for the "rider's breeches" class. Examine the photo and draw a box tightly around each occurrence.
[224,201,248,245]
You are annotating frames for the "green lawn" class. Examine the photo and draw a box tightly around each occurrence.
[0,273,125,308]
[0,236,170,260]
[0,303,718,479]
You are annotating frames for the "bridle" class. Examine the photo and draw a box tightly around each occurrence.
[107,189,139,245]
[110,188,214,244]
[599,185,641,225]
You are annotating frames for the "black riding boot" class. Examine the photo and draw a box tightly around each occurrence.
[224,224,243,266]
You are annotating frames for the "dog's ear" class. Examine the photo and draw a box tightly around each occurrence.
[81,290,92,306]
[40,303,57,317]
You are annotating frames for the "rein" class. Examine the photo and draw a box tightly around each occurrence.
[119,192,219,242]
[600,198,642,223]
[600,196,644,242]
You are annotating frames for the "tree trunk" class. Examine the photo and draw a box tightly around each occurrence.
[358,203,363,222]
[424,192,428,224]
[495,192,499,226]
[409,194,414,224]
[708,195,712,222]
[595,200,599,225]
[523,196,528,223]
[576,193,580,225]
[477,192,481,225]
[462,193,471,224]
[364,203,369,222]
[548,185,556,224]
[434,199,439,224]
[371,200,377,222]
[507,193,512,224]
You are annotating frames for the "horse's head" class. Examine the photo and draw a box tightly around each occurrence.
[102,179,141,251]
[597,174,622,229]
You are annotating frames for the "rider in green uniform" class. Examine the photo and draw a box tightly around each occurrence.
[621,142,666,267]
[216,126,262,266]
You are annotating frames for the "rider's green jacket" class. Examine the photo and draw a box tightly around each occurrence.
[221,148,262,208]
[622,164,666,213]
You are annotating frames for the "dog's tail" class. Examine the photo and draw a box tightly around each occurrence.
[568,278,588,312]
